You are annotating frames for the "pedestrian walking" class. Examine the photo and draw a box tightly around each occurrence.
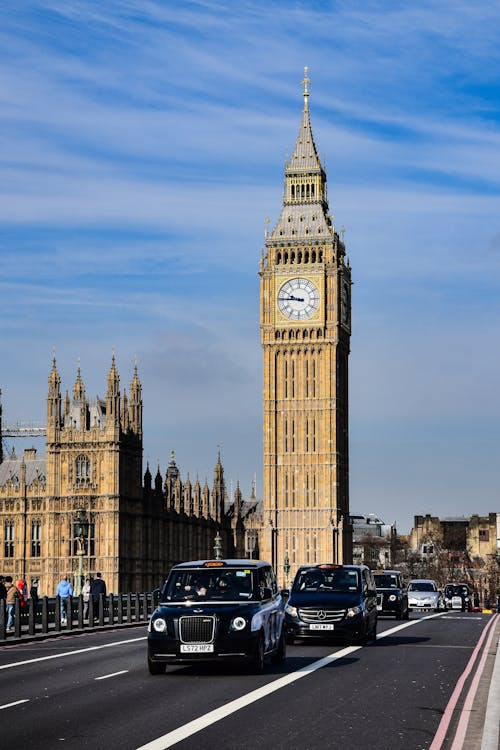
[30,580,39,614]
[56,575,73,624]
[0,576,7,601]
[82,577,91,620]
[5,576,19,630]
[90,572,106,621]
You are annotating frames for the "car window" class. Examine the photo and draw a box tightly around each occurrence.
[164,568,254,601]
[408,581,436,592]
[293,568,360,593]
[374,574,400,588]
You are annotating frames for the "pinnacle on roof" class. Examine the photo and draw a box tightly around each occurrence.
[73,361,85,401]
[286,67,323,174]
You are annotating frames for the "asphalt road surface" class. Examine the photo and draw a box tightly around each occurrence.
[0,612,494,750]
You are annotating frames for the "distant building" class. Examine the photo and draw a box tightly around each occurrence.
[350,513,396,569]
[0,358,245,596]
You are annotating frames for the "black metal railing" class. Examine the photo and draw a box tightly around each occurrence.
[0,591,158,641]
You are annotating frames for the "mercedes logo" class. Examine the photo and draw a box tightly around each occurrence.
[317,610,326,620]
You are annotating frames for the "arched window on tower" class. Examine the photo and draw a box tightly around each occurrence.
[291,185,295,199]
[311,184,315,197]
[4,521,14,558]
[75,454,91,484]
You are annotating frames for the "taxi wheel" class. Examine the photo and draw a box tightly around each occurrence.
[250,634,265,673]
[148,656,166,675]
[271,631,286,665]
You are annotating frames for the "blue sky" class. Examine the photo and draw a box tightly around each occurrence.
[1,1,499,533]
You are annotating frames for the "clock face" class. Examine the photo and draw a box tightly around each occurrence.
[278,277,320,320]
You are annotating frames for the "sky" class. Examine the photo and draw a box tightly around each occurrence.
[1,0,499,534]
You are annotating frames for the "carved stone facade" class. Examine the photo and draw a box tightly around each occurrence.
[0,359,245,596]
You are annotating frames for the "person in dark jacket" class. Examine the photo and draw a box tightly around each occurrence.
[0,576,7,601]
[90,572,106,620]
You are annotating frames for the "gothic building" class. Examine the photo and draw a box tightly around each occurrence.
[259,69,353,578]
[0,358,245,595]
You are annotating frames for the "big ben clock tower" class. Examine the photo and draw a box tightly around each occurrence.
[259,69,352,579]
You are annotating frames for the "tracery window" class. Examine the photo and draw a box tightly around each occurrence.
[31,520,41,557]
[75,454,91,484]
[4,521,14,558]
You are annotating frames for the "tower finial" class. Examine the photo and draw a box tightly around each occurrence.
[302,66,310,110]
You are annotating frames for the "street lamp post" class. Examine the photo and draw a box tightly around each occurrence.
[213,532,223,561]
[283,552,291,589]
[74,509,88,596]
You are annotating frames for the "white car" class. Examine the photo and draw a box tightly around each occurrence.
[408,579,444,612]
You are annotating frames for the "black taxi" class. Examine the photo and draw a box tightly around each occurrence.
[373,569,409,619]
[284,564,378,645]
[147,559,286,674]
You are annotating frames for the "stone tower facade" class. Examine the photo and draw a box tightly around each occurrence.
[259,69,352,579]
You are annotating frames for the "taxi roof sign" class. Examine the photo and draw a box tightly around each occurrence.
[204,561,225,567]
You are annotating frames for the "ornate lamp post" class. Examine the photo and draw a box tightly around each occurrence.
[283,552,291,589]
[74,509,89,596]
[213,532,223,561]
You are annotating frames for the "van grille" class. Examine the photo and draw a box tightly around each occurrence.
[179,615,216,643]
[298,607,345,623]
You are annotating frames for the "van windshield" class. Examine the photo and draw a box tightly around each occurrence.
[162,568,254,602]
[293,568,360,593]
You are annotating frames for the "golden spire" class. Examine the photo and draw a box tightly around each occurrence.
[302,66,310,111]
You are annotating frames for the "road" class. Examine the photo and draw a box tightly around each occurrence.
[0,612,497,750]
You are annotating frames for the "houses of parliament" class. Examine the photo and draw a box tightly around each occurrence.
[0,71,352,594]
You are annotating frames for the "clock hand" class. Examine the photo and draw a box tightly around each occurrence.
[278,295,305,302]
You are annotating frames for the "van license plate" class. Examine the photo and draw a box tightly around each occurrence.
[309,623,334,630]
[180,644,214,653]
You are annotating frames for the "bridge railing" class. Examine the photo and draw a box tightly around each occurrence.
[0,591,159,641]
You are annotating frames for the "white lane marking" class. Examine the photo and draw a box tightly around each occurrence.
[95,670,129,681]
[0,637,146,671]
[136,613,444,750]
[0,699,29,710]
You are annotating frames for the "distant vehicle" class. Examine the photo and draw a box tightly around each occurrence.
[147,559,286,674]
[444,583,472,612]
[373,570,409,619]
[284,564,378,646]
[407,579,444,612]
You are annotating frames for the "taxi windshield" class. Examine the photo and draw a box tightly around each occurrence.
[162,568,254,602]
[292,568,360,593]
[374,574,400,589]
[445,584,469,596]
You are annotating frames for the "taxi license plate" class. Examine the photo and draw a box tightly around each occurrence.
[180,644,214,653]
[309,623,334,630]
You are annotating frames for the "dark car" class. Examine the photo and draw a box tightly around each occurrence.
[373,569,409,619]
[284,564,378,646]
[444,583,472,612]
[147,559,285,674]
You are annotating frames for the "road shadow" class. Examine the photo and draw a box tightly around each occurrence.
[375,635,431,646]
[160,655,359,678]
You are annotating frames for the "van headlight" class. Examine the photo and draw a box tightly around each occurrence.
[153,618,167,633]
[347,605,363,618]
[285,604,298,618]
[231,616,247,631]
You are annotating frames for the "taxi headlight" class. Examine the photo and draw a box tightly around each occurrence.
[153,617,167,633]
[231,616,247,631]
[389,595,397,602]
[347,605,363,618]
[285,604,298,618]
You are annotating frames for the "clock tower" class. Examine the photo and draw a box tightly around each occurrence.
[259,69,352,580]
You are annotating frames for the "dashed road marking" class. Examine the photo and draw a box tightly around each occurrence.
[95,670,129,680]
[0,699,29,710]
